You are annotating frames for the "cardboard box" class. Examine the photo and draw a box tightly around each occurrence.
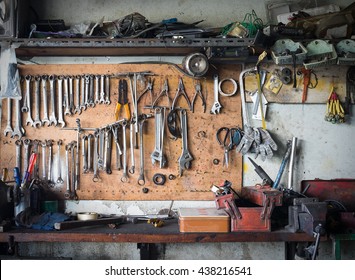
[178,208,230,233]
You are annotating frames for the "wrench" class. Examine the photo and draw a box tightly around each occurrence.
[15,140,22,174]
[32,76,42,128]
[56,140,64,184]
[82,135,88,173]
[111,125,122,170]
[41,75,50,126]
[24,76,34,126]
[93,130,100,182]
[129,122,135,174]
[151,107,167,168]
[41,141,47,181]
[70,141,78,200]
[178,109,194,176]
[121,120,128,182]
[32,139,40,179]
[137,115,147,186]
[84,75,90,108]
[11,99,25,139]
[105,75,111,105]
[48,75,58,126]
[104,127,112,174]
[64,143,72,199]
[57,76,66,128]
[64,76,72,116]
[97,129,105,170]
[94,75,100,104]
[99,75,105,104]
[69,76,75,113]
[80,75,87,112]
[47,140,54,185]
[23,139,31,176]
[210,74,222,114]
[88,75,95,108]
[87,134,94,172]
[4,98,13,136]
[74,75,82,114]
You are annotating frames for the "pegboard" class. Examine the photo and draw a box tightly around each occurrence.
[0,64,242,201]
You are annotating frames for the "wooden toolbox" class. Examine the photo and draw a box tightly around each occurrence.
[178,208,230,233]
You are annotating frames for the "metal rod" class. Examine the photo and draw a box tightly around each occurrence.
[287,137,298,190]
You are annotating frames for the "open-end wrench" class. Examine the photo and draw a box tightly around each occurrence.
[129,121,135,174]
[47,140,54,185]
[70,141,78,200]
[210,74,222,114]
[105,75,111,105]
[87,134,94,172]
[80,75,87,112]
[4,98,13,136]
[68,76,75,113]
[15,140,22,174]
[21,75,31,113]
[32,139,40,179]
[21,77,29,113]
[56,140,64,184]
[88,75,95,108]
[121,120,128,182]
[24,76,34,126]
[57,76,66,128]
[97,129,105,170]
[11,99,25,139]
[32,76,42,128]
[48,75,57,126]
[64,143,72,199]
[137,115,148,186]
[93,130,100,182]
[111,125,122,170]
[41,141,47,181]
[99,75,105,104]
[82,135,88,173]
[23,139,31,175]
[84,75,90,108]
[94,75,100,104]
[64,76,71,116]
[74,75,81,114]
[104,127,112,174]
[41,75,50,126]
[178,109,194,176]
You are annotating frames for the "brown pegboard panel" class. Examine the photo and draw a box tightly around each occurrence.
[0,64,242,200]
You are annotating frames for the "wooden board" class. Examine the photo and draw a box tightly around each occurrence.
[244,63,348,104]
[0,64,242,201]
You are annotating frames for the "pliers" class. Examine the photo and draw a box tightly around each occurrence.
[191,80,206,113]
[171,78,191,110]
[115,79,131,121]
[152,79,171,108]
[137,77,154,106]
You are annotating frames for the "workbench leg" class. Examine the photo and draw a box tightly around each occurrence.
[285,242,297,260]
[137,243,165,260]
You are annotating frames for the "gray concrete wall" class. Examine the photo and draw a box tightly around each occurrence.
[19,0,355,260]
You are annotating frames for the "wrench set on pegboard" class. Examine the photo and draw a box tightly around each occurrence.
[0,64,242,201]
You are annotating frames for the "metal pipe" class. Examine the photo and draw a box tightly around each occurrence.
[287,137,298,190]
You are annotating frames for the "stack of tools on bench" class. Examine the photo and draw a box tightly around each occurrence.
[212,180,283,232]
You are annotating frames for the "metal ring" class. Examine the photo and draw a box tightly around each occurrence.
[168,174,176,180]
[153,173,166,185]
[218,78,238,97]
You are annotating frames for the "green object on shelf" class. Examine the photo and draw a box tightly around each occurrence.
[41,200,58,213]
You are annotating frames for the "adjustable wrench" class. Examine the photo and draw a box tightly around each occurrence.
[48,75,58,126]
[99,75,105,104]
[47,140,53,185]
[87,134,94,172]
[121,120,128,182]
[129,122,135,174]
[23,139,31,175]
[56,140,64,184]
[41,141,47,181]
[12,98,25,139]
[74,75,81,115]
[82,135,88,173]
[151,107,167,168]
[41,75,50,126]
[80,75,87,111]
[178,109,194,176]
[15,139,22,174]
[210,74,222,114]
[4,98,13,136]
[88,75,95,108]
[93,130,100,182]
[64,76,71,116]
[33,76,42,128]
[68,76,75,113]
[57,76,66,128]
[94,75,100,104]
[64,143,72,199]
[23,76,34,126]
[104,127,112,174]
[105,75,111,104]
[98,129,105,170]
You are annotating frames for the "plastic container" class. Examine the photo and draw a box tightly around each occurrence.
[271,39,307,65]
[336,39,355,65]
[303,39,337,69]
[178,208,230,233]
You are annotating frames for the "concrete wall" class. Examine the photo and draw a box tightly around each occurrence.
[18,0,355,260]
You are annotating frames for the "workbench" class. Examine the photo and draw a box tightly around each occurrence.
[0,219,322,260]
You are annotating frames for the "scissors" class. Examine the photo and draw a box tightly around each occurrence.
[216,127,242,167]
